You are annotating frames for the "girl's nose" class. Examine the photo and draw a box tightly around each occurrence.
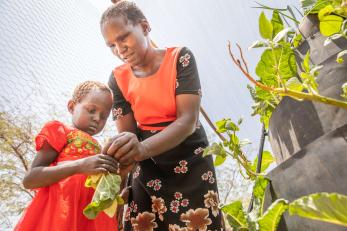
[92,113,101,122]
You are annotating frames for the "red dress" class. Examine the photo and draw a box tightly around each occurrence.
[14,121,118,231]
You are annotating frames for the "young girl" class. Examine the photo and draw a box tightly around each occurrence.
[100,1,223,230]
[15,81,119,231]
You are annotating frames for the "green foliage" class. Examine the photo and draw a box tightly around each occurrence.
[258,199,289,231]
[246,1,347,126]
[218,2,347,231]
[299,51,323,93]
[222,201,248,230]
[292,33,303,47]
[271,10,284,38]
[255,44,297,86]
[342,82,347,98]
[301,0,334,14]
[248,9,301,127]
[289,193,347,227]
[285,77,304,92]
[83,173,122,219]
[251,151,275,173]
[320,14,344,36]
[0,112,35,226]
[259,12,273,39]
[337,49,347,63]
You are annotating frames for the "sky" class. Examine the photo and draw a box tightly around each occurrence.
[1,0,303,228]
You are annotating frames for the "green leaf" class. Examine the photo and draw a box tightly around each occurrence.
[320,14,344,36]
[249,40,268,49]
[285,77,304,92]
[253,176,270,201]
[85,174,102,189]
[222,201,248,230]
[226,120,239,132]
[256,44,297,86]
[300,72,319,92]
[240,139,252,147]
[301,0,332,14]
[258,199,289,231]
[214,154,227,166]
[203,142,226,157]
[259,12,273,39]
[310,65,323,77]
[318,5,335,21]
[83,173,122,219]
[341,82,347,99]
[271,10,284,38]
[289,193,347,227]
[216,119,227,133]
[337,49,347,64]
[302,51,311,73]
[230,134,240,146]
[251,151,275,173]
[292,33,303,48]
[273,27,294,43]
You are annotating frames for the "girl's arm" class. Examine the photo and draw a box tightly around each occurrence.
[23,142,118,189]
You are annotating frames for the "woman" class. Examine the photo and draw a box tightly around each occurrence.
[101,1,222,230]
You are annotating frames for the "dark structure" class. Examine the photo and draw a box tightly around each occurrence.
[265,15,347,231]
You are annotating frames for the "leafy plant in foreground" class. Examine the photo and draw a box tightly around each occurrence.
[204,117,347,230]
[230,5,347,127]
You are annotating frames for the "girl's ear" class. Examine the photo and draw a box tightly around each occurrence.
[67,100,75,114]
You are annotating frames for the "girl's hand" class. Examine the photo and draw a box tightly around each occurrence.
[103,132,150,164]
[77,154,119,175]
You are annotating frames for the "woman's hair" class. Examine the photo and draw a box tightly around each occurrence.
[100,0,147,27]
[72,81,111,103]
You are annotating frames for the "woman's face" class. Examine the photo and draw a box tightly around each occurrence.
[101,16,150,67]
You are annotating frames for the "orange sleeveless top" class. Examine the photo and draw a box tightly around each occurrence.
[113,47,181,130]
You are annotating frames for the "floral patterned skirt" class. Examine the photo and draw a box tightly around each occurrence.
[123,126,223,231]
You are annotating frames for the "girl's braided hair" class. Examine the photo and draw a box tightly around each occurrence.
[100,0,147,27]
[72,81,111,103]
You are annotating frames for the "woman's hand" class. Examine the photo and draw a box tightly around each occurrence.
[77,154,119,175]
[103,132,150,165]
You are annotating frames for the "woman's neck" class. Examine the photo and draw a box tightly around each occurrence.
[132,47,165,78]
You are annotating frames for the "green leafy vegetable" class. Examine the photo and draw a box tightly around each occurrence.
[83,173,122,219]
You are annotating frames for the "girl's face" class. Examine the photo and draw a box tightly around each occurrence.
[68,89,113,135]
[101,16,150,67]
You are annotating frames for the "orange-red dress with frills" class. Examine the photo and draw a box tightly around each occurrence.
[14,121,118,231]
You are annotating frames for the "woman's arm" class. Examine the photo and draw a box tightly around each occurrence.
[107,93,200,163]
[141,94,199,156]
[23,142,118,189]
[115,112,138,134]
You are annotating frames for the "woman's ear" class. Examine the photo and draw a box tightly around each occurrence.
[67,100,75,114]
[140,19,151,35]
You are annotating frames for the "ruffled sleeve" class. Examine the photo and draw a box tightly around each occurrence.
[108,72,133,120]
[175,47,202,96]
[35,121,67,152]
